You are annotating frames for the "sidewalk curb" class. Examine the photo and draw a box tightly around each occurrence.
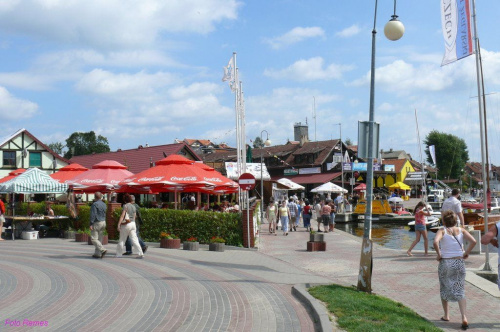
[292,283,333,332]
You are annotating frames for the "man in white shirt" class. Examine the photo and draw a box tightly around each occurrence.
[441,188,464,227]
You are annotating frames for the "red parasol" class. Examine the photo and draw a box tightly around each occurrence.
[50,163,89,183]
[68,160,134,193]
[119,155,238,193]
[0,169,26,183]
[353,183,366,191]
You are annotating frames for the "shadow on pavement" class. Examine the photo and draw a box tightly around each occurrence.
[189,259,276,272]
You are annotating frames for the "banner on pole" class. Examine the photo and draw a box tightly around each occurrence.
[429,145,437,165]
[441,0,473,66]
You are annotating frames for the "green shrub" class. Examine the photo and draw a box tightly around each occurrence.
[113,208,242,246]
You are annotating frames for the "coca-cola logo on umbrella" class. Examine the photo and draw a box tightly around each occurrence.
[170,176,197,181]
[139,176,165,182]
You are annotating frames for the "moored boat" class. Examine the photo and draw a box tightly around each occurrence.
[408,216,440,231]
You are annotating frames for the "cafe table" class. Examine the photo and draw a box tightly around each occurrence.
[5,215,70,240]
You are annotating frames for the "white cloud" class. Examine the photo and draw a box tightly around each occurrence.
[0,86,38,119]
[336,24,361,38]
[264,27,325,49]
[0,0,240,49]
[264,57,354,81]
[76,69,177,99]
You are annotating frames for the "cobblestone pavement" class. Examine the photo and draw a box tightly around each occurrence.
[258,222,500,332]
[0,238,331,332]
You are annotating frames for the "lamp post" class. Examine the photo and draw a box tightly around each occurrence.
[357,0,404,293]
[260,130,271,225]
[470,171,475,195]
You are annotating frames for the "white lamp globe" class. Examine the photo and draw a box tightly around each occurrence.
[384,18,404,41]
[264,139,271,147]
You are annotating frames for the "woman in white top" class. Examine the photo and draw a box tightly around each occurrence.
[266,197,278,235]
[116,194,144,259]
[433,210,476,330]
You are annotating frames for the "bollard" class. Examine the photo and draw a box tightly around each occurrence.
[464,230,481,254]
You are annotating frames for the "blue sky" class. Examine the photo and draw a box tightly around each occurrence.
[1,0,500,164]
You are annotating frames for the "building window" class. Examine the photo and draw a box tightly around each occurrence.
[30,152,41,167]
[3,151,16,167]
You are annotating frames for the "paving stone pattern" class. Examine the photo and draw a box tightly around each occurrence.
[259,222,500,332]
[0,239,329,331]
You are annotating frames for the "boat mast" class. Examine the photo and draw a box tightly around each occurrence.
[471,0,491,271]
[414,109,426,203]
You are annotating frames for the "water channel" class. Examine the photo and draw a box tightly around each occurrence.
[335,222,437,252]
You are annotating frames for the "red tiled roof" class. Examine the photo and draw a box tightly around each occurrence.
[271,172,342,185]
[70,143,201,174]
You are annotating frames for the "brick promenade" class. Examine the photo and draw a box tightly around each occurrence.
[259,223,500,332]
[1,223,499,331]
[0,238,330,332]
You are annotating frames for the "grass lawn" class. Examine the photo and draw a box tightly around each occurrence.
[309,284,442,332]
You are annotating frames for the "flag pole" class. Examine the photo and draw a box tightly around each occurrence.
[471,0,491,271]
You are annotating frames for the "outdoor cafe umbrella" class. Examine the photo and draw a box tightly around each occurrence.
[0,168,26,183]
[0,168,68,194]
[50,163,89,183]
[68,160,133,193]
[311,182,347,194]
[119,155,230,192]
[353,183,366,191]
[388,182,411,190]
[192,162,239,193]
[276,178,305,191]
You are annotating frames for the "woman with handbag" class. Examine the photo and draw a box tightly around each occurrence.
[116,194,144,258]
[277,200,291,236]
[433,210,476,330]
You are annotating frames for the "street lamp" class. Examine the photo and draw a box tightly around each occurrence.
[260,130,271,225]
[470,171,475,195]
[357,0,404,293]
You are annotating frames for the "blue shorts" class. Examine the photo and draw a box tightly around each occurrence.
[415,224,426,232]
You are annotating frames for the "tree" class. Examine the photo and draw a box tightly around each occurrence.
[48,142,64,155]
[253,136,264,148]
[344,137,353,146]
[424,130,469,180]
[64,131,111,159]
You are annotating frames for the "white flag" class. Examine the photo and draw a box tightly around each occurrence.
[222,57,234,83]
[343,150,350,163]
[429,145,436,165]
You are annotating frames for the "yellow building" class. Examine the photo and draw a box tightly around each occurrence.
[375,159,415,188]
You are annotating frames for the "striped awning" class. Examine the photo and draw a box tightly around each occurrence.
[0,168,68,194]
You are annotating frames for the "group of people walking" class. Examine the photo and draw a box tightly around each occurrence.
[265,196,340,235]
[90,192,148,259]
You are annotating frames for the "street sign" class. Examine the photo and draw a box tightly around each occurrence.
[239,173,256,191]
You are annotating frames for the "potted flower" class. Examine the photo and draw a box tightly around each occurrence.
[75,228,90,242]
[63,227,76,239]
[88,229,108,245]
[209,236,225,252]
[160,232,181,249]
[183,236,199,251]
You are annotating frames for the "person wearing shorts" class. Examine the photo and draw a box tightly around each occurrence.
[321,202,332,233]
[407,201,432,256]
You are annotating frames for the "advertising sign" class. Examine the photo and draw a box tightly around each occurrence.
[298,167,321,175]
[225,162,270,180]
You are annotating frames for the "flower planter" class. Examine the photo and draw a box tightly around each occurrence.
[161,238,181,249]
[75,233,89,242]
[307,241,326,252]
[88,235,108,245]
[63,230,76,239]
[209,243,225,252]
[183,242,199,251]
[309,233,325,242]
